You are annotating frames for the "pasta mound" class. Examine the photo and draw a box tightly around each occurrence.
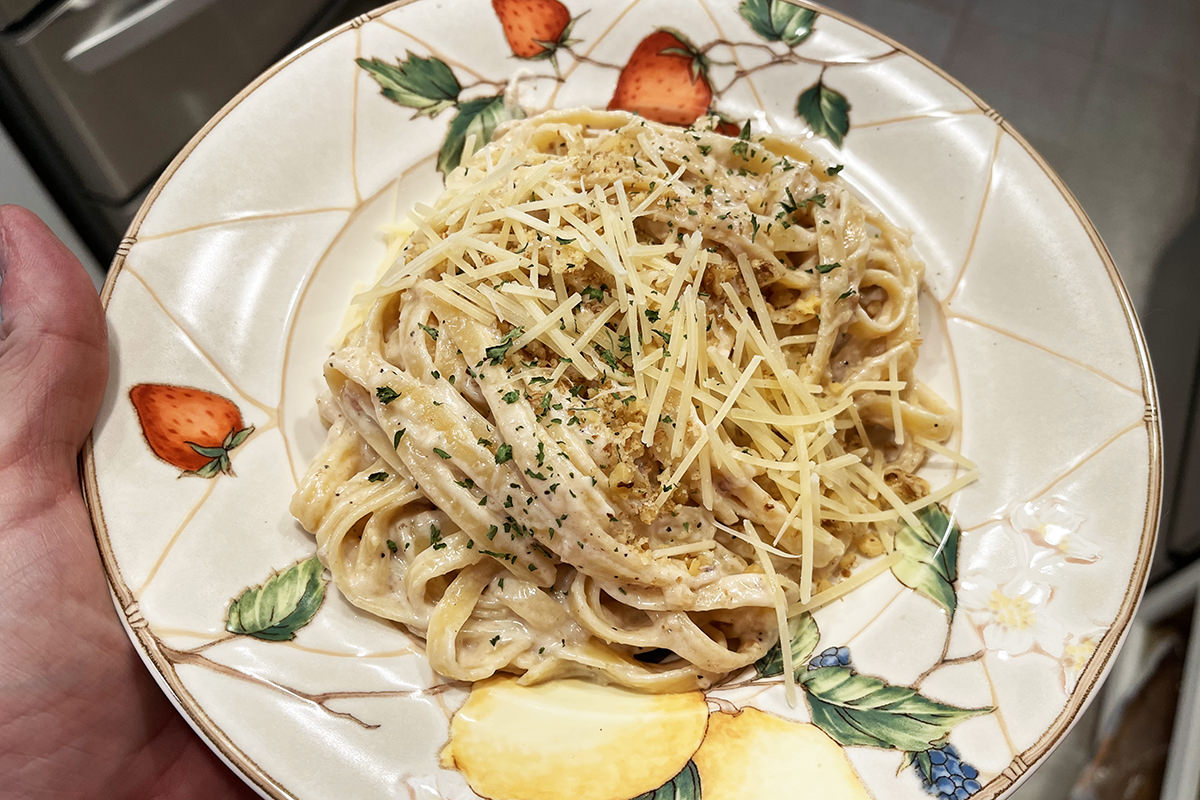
[291,110,962,691]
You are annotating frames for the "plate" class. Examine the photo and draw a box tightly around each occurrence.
[84,1,1161,798]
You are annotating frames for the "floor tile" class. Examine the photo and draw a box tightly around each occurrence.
[825,0,962,62]
[1061,63,1200,308]
[963,0,1115,56]
[944,20,1092,145]
[1101,0,1200,94]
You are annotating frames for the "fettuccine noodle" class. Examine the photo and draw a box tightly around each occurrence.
[291,110,970,692]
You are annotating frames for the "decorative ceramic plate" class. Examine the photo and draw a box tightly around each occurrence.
[84,1,1161,798]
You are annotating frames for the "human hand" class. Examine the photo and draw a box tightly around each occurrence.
[0,206,256,799]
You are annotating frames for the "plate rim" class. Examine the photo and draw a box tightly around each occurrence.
[81,2,1164,798]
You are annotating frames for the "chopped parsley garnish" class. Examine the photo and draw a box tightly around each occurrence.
[393,428,406,448]
[386,539,398,553]
[367,471,388,482]
[816,262,842,274]
[594,344,620,370]
[645,309,660,323]
[803,192,827,208]
[524,468,547,480]
[730,120,752,157]
[536,441,545,466]
[750,215,760,242]
[429,523,446,550]
[433,447,452,459]
[838,288,857,300]
[502,389,521,404]
[827,164,845,175]
[375,386,400,404]
[484,327,525,365]
[555,236,575,245]
[581,284,606,302]
[417,323,438,341]
[494,443,514,464]
[781,186,800,215]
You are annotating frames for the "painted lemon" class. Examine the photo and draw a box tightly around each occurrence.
[692,708,871,799]
[442,676,708,800]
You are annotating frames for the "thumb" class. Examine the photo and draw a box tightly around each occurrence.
[0,205,108,479]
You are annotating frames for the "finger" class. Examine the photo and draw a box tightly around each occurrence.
[0,205,108,475]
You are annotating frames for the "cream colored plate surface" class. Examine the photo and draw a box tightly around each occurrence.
[86,2,1160,798]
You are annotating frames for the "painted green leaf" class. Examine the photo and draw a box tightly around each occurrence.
[183,425,254,478]
[755,611,820,679]
[629,761,700,800]
[225,556,326,641]
[891,503,960,619]
[438,95,524,174]
[739,0,817,46]
[356,53,462,117]
[801,667,991,751]
[796,80,850,146]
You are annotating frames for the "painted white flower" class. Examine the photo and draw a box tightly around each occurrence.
[1059,626,1106,689]
[958,523,1068,657]
[1043,591,1109,690]
[1011,496,1099,564]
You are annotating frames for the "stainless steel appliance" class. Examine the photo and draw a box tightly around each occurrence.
[0,0,382,265]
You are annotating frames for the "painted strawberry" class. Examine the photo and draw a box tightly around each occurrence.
[712,113,743,138]
[493,0,575,61]
[608,30,714,127]
[130,384,254,478]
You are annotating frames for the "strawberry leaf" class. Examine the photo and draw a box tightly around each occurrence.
[190,458,225,479]
[740,0,817,46]
[630,761,700,800]
[657,44,707,84]
[796,80,850,146]
[356,53,461,117]
[438,95,524,174]
[224,426,254,449]
[183,425,254,479]
[225,556,327,641]
[187,443,228,459]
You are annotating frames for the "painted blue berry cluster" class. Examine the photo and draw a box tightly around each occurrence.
[808,645,851,670]
[918,745,981,799]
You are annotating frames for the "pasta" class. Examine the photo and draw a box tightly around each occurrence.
[290,109,968,692]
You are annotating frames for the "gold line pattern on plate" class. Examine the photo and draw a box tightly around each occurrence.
[980,653,1019,756]
[545,0,647,109]
[697,0,773,127]
[856,107,985,129]
[372,17,491,82]
[351,27,364,205]
[134,206,356,242]
[946,312,1143,397]
[135,478,219,597]
[278,154,437,488]
[958,419,1144,536]
[943,124,1004,306]
[122,268,278,418]
[87,2,1162,798]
